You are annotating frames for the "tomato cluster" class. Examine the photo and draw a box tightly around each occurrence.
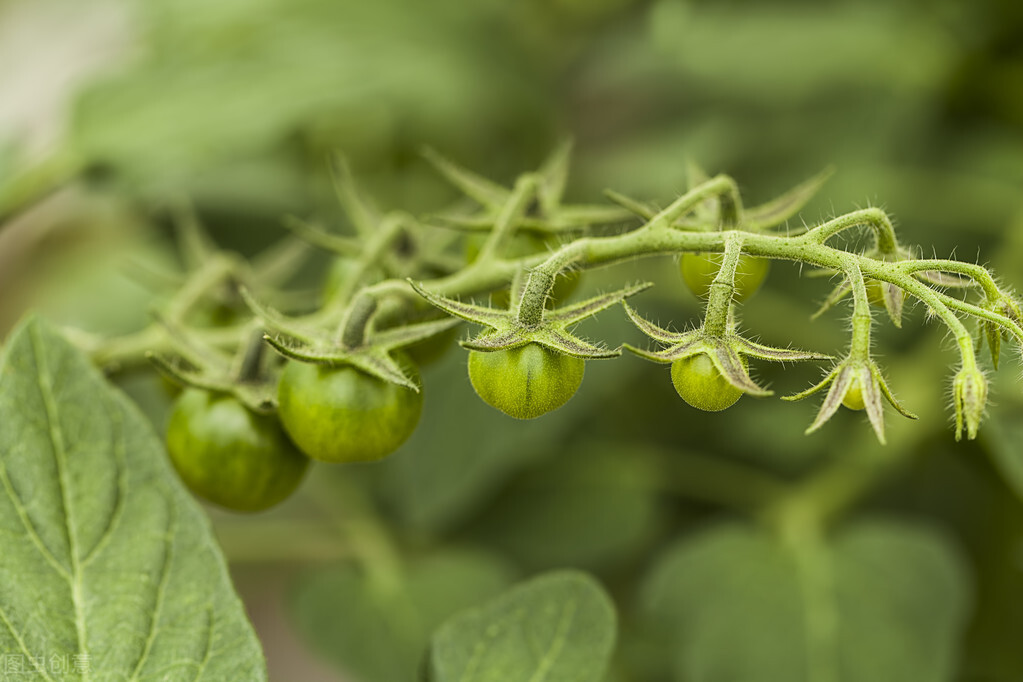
[166,357,425,512]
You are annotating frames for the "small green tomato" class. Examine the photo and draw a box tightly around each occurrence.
[277,359,423,463]
[166,389,309,512]
[468,343,585,419]
[680,252,770,302]
[841,376,866,410]
[671,353,745,412]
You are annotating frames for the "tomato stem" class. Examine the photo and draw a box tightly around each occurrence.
[702,236,744,337]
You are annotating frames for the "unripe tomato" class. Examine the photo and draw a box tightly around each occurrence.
[670,353,744,412]
[680,252,770,302]
[166,389,309,512]
[841,376,866,410]
[468,343,585,419]
[277,359,423,463]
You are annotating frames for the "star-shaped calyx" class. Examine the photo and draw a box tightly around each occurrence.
[409,279,652,358]
[606,164,834,233]
[623,303,830,397]
[146,315,279,413]
[240,287,458,391]
[782,356,917,444]
[423,142,632,235]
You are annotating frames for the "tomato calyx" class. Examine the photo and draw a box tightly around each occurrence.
[623,302,830,404]
[241,286,458,391]
[783,356,917,444]
[423,143,633,237]
[409,279,651,359]
[980,294,1022,369]
[148,316,278,413]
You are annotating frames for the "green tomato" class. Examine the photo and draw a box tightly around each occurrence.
[670,353,744,412]
[468,343,585,419]
[277,359,423,463]
[166,389,309,512]
[842,376,866,411]
[680,252,770,302]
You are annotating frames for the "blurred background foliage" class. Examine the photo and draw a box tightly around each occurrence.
[2,0,1023,680]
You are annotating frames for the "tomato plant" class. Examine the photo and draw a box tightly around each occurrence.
[5,9,1023,671]
[166,388,309,512]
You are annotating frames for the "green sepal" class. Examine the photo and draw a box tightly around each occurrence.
[147,351,277,413]
[330,153,383,238]
[983,320,1002,369]
[244,285,457,391]
[407,281,509,328]
[281,215,362,257]
[732,336,832,363]
[145,315,278,413]
[744,166,834,230]
[953,365,988,441]
[263,333,420,391]
[624,303,827,396]
[410,279,647,360]
[605,166,832,232]
[785,357,916,445]
[424,146,634,239]
[546,282,653,325]
[422,146,509,208]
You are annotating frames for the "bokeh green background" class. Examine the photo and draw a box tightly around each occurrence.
[2,0,1023,680]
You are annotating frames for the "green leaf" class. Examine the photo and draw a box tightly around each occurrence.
[0,317,266,680]
[429,570,617,682]
[642,519,970,682]
[292,550,515,682]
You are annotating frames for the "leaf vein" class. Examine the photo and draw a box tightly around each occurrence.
[129,497,177,681]
[31,325,90,680]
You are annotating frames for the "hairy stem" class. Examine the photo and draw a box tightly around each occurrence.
[703,235,744,337]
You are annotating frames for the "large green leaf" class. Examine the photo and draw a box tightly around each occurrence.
[642,519,970,682]
[0,317,265,680]
[428,570,617,682]
[292,549,515,682]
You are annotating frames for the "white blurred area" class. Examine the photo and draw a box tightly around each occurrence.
[0,0,134,162]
